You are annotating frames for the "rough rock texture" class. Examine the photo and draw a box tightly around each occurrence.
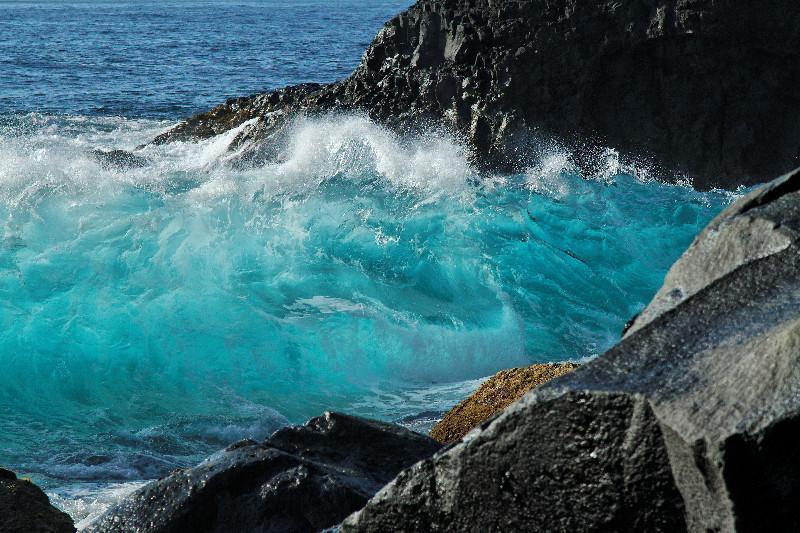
[343,167,800,531]
[0,468,75,533]
[91,149,149,169]
[88,412,440,533]
[430,362,577,444]
[150,0,800,189]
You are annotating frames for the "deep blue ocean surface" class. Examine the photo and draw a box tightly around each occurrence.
[0,0,739,527]
[0,0,409,117]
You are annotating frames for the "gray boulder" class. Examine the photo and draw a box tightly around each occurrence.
[0,468,75,533]
[343,167,800,531]
[88,412,440,533]
[149,0,800,189]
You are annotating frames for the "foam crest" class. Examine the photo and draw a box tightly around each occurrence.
[273,115,474,193]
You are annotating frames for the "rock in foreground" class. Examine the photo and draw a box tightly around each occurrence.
[430,362,578,444]
[0,468,75,533]
[343,168,800,531]
[89,412,440,533]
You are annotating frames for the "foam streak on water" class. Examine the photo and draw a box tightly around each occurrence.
[0,113,737,524]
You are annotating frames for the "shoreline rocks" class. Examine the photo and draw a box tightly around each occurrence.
[148,0,800,189]
[87,412,439,533]
[342,167,800,531]
[0,468,75,533]
[430,362,578,444]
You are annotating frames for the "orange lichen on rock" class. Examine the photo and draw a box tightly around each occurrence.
[430,363,578,444]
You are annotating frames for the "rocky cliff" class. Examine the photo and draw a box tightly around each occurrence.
[152,0,800,189]
[342,167,800,531]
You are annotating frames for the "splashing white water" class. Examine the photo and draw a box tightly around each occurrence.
[48,482,145,530]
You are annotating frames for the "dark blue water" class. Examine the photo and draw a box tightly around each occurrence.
[0,0,409,118]
[0,1,738,527]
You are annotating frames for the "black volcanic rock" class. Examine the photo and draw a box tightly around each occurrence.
[342,167,800,530]
[88,412,440,533]
[0,469,75,533]
[148,0,800,189]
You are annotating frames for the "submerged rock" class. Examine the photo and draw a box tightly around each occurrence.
[342,167,800,531]
[430,362,578,444]
[0,469,75,533]
[90,149,149,169]
[88,412,439,533]
[149,0,800,189]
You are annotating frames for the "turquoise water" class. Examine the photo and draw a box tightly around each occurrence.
[0,0,739,526]
[0,113,735,490]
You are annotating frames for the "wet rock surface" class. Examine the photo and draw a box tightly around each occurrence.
[151,0,800,189]
[90,149,149,169]
[0,469,75,533]
[342,168,800,531]
[430,362,578,444]
[88,412,440,533]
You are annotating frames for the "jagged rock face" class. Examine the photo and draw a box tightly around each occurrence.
[88,412,440,533]
[0,469,75,533]
[343,167,800,531]
[152,0,800,189]
[348,0,800,188]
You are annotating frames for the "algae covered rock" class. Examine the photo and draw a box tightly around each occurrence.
[430,362,577,444]
[0,468,75,533]
[88,412,440,533]
[343,167,800,531]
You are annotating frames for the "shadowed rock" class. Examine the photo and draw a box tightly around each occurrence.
[147,0,800,189]
[0,469,75,533]
[343,167,800,531]
[87,412,440,533]
[430,362,578,444]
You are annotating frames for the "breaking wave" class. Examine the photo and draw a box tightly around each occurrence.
[0,112,738,522]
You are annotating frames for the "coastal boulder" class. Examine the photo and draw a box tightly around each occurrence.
[88,412,440,533]
[0,468,75,533]
[343,167,800,531]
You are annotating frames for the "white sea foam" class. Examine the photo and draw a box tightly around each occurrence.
[0,113,478,211]
[274,115,474,192]
[48,481,145,531]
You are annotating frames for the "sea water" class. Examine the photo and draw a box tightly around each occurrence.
[0,1,738,528]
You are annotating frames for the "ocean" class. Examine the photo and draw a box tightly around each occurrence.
[0,0,738,528]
